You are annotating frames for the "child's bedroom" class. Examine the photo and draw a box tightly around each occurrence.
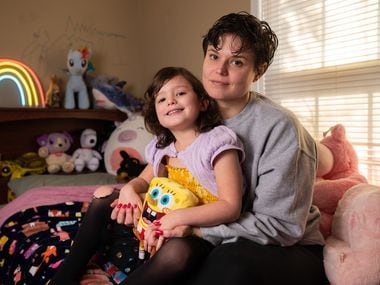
[0,0,379,284]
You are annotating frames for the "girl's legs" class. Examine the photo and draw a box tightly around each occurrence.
[123,236,213,285]
[188,237,328,285]
[50,188,119,285]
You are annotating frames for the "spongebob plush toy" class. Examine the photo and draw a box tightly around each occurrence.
[134,177,200,259]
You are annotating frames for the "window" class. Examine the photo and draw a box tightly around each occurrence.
[256,0,380,184]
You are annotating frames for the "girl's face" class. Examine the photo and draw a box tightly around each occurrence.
[155,75,206,132]
[202,34,257,113]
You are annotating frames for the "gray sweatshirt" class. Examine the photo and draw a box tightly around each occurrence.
[201,93,324,246]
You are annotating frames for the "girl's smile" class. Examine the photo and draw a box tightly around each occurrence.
[155,75,205,132]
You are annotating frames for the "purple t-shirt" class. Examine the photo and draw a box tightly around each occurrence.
[145,125,244,197]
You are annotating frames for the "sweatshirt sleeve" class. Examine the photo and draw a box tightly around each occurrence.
[200,117,318,246]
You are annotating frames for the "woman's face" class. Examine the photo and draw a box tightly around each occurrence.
[202,34,257,105]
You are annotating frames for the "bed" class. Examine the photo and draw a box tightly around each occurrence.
[0,107,128,284]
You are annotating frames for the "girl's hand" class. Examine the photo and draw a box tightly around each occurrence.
[143,220,165,253]
[110,186,142,226]
[156,210,183,231]
[143,210,186,253]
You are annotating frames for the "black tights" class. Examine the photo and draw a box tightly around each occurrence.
[124,236,213,285]
[50,191,213,285]
[50,191,118,285]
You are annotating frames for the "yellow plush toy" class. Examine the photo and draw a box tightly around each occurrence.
[0,152,46,201]
[134,177,200,259]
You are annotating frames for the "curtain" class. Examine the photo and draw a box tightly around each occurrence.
[259,0,380,184]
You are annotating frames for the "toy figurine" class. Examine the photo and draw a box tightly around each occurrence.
[134,177,199,260]
[45,75,61,108]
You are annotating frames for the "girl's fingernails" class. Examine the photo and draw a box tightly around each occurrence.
[153,220,161,226]
[133,204,138,209]
[122,204,127,209]
[127,203,131,208]
[117,203,122,208]
[155,229,163,235]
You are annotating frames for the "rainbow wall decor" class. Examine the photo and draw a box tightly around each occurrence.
[0,59,45,107]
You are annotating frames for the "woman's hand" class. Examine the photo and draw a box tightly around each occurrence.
[163,225,197,239]
[110,185,142,226]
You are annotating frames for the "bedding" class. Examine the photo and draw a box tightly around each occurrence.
[0,184,122,285]
[8,173,118,198]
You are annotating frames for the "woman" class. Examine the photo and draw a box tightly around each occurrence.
[160,11,327,285]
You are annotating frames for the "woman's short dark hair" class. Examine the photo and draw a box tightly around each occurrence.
[202,11,278,76]
[143,66,222,148]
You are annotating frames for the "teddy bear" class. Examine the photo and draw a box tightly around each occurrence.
[71,128,102,172]
[312,124,367,238]
[323,183,380,285]
[37,132,75,174]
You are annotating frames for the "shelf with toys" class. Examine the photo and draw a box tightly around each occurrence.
[0,107,128,204]
[0,108,127,161]
[0,107,127,122]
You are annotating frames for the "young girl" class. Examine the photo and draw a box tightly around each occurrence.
[50,66,245,285]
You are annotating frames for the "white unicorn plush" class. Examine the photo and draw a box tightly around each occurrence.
[64,47,91,109]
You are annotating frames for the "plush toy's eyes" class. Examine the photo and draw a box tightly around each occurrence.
[150,187,161,200]
[1,166,11,175]
[69,59,74,67]
[81,59,87,68]
[158,193,173,209]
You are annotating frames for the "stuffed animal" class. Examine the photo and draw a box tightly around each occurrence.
[71,128,102,172]
[323,183,380,285]
[64,47,92,109]
[134,177,200,260]
[312,124,367,238]
[0,152,46,201]
[116,150,147,182]
[103,114,153,176]
[92,80,143,113]
[37,132,75,174]
[45,75,61,108]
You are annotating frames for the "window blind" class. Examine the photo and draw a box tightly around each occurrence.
[260,0,380,185]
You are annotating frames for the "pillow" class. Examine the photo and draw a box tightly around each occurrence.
[103,114,153,175]
[8,172,117,197]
